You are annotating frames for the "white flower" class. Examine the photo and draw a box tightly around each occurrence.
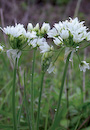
[60,29,69,39]
[0,45,4,52]
[34,23,39,31]
[41,23,50,33]
[29,37,45,48]
[26,31,37,39]
[79,61,89,72]
[53,37,63,46]
[47,63,55,73]
[48,28,59,38]
[7,49,21,64]
[39,42,53,53]
[54,22,63,32]
[29,39,37,48]
[3,24,26,38]
[27,23,33,31]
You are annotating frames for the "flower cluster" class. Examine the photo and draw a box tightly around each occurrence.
[0,17,90,72]
[27,22,53,53]
[27,23,55,73]
[48,17,90,47]
[2,24,36,49]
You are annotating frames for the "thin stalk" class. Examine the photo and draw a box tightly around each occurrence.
[44,104,49,130]
[83,48,86,102]
[66,70,70,128]
[44,87,51,130]
[37,71,45,130]
[76,52,81,63]
[74,0,82,18]
[80,43,90,50]
[53,47,65,64]
[24,71,31,130]
[12,58,17,130]
[31,48,36,130]
[55,52,71,118]
[49,52,71,130]
[74,114,82,130]
[17,97,24,130]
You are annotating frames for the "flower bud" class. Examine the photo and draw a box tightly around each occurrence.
[27,23,33,31]
[33,23,39,31]
[41,51,53,72]
[41,23,50,34]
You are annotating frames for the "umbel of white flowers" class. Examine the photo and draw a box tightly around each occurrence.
[47,17,90,72]
[27,22,55,73]
[48,17,90,47]
[0,17,90,72]
[27,22,53,52]
[0,24,37,64]
[0,22,55,73]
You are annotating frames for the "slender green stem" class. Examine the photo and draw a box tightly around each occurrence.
[53,47,65,64]
[24,71,31,130]
[80,43,90,50]
[17,97,24,130]
[31,49,36,130]
[49,52,71,130]
[45,88,51,130]
[12,58,17,130]
[37,71,45,130]
[74,0,82,17]
[66,71,70,128]
[56,52,71,117]
[74,114,82,130]
[76,52,81,63]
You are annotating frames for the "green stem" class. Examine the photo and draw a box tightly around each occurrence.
[53,47,65,64]
[17,97,24,130]
[66,71,70,128]
[12,58,17,130]
[37,71,45,130]
[45,89,51,130]
[76,52,81,63]
[56,52,71,117]
[74,0,82,17]
[80,43,90,50]
[31,49,36,130]
[24,71,31,130]
[49,52,71,130]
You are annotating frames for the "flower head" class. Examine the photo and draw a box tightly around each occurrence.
[2,24,37,50]
[79,61,89,72]
[48,17,90,48]
[27,23,53,53]
[3,24,26,38]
